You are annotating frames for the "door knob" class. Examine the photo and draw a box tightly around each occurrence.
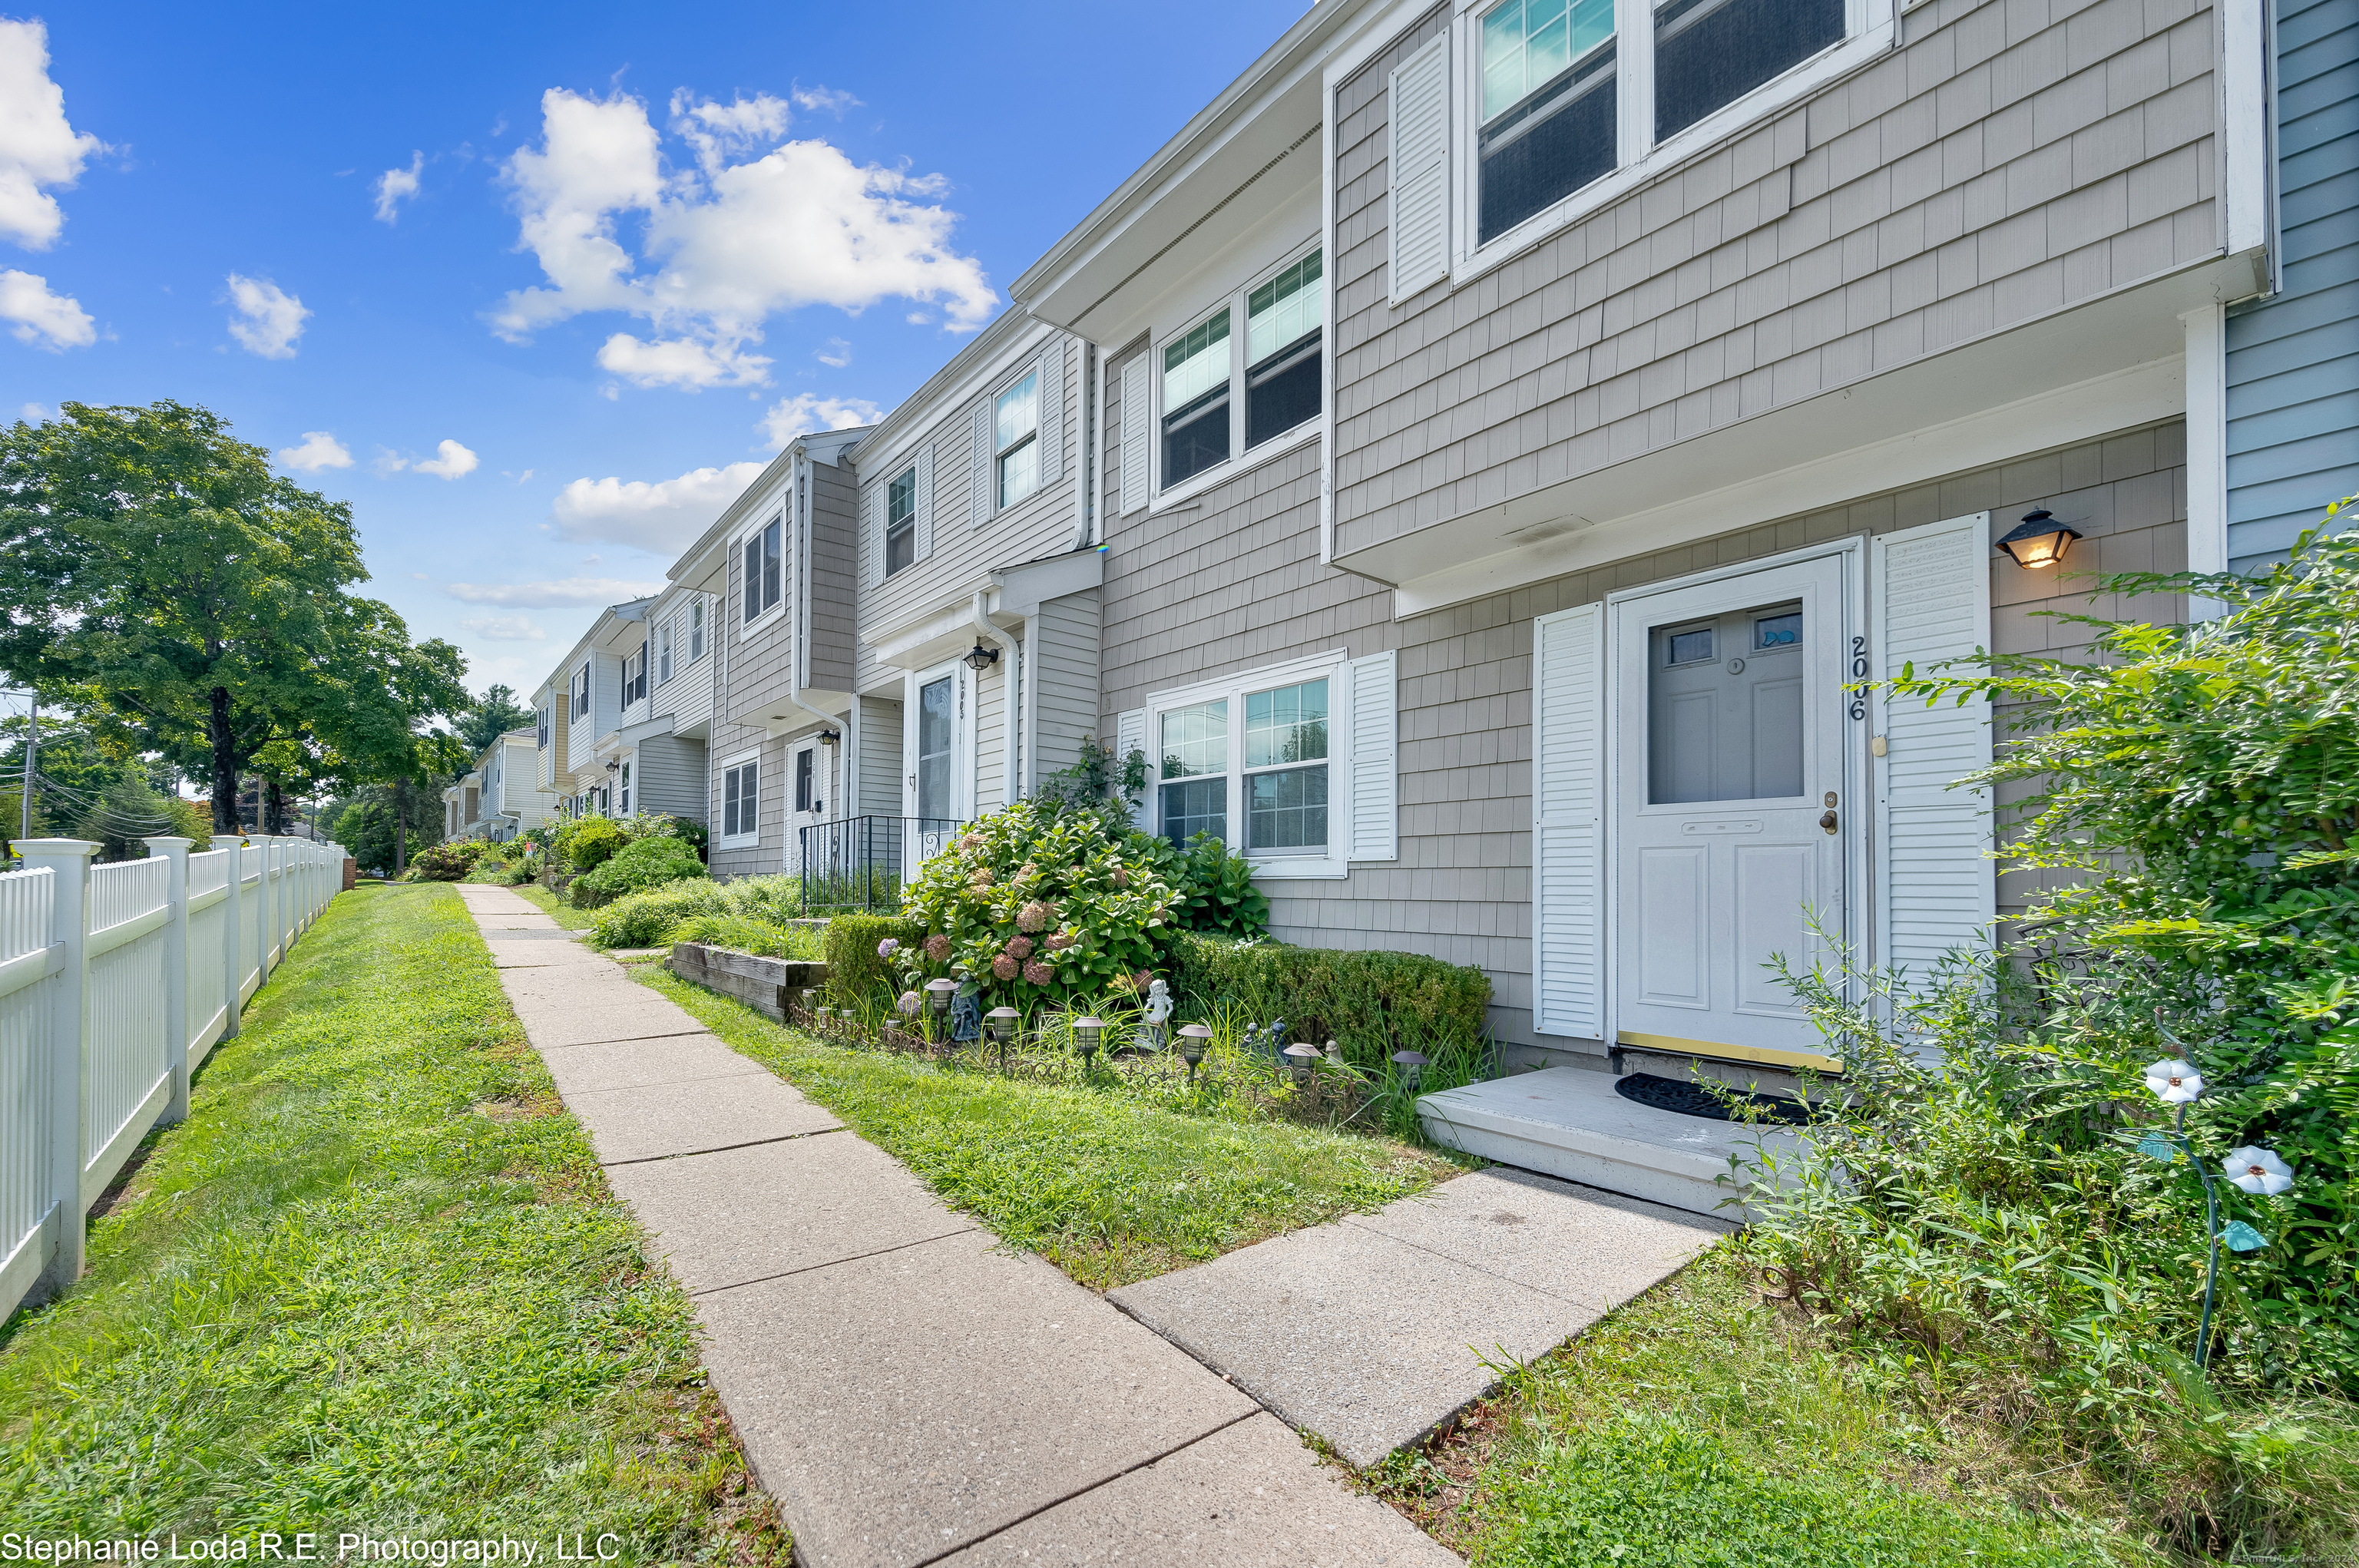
[1819,809,1839,834]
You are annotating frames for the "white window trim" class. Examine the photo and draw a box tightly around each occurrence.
[1142,647,1352,879]
[739,515,786,633]
[884,461,920,575]
[657,619,674,686]
[716,747,763,849]
[974,358,1047,526]
[688,597,708,663]
[904,661,968,822]
[1447,0,1895,288]
[1149,237,1329,515]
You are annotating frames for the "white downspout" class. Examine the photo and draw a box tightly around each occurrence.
[968,590,1019,811]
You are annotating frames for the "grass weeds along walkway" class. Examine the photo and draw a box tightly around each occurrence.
[0,885,786,1561]
[638,965,1464,1290]
[508,880,591,929]
[1367,1249,2146,1566]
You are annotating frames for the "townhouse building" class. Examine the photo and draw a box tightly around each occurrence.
[442,727,554,843]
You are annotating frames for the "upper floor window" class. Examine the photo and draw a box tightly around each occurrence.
[1162,311,1231,488]
[886,466,918,577]
[624,645,647,706]
[1157,248,1325,498]
[689,599,706,661]
[1245,252,1324,450]
[994,371,1041,508]
[537,706,551,749]
[743,518,782,624]
[1473,0,1851,248]
[571,665,590,721]
[657,620,673,684]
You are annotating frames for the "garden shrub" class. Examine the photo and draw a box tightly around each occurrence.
[1166,931,1491,1073]
[671,912,822,961]
[572,835,708,903]
[585,874,806,949]
[405,841,485,882]
[824,913,925,1008]
[554,815,627,872]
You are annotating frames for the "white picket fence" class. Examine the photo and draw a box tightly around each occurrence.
[0,833,347,1321]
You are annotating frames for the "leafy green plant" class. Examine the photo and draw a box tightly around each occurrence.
[670,913,822,961]
[584,874,807,949]
[555,815,627,872]
[572,835,708,903]
[1143,831,1269,937]
[405,840,487,882]
[823,913,926,1009]
[1165,931,1491,1076]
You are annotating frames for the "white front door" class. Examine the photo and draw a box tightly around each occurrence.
[1612,551,1853,1068]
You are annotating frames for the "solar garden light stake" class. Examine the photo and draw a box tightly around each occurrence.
[1282,1043,1321,1088]
[2137,1015,2298,1371]
[1177,1023,1212,1083]
[987,1006,1019,1071]
[925,977,957,1044]
[1074,1015,1104,1070]
[1391,1049,1429,1096]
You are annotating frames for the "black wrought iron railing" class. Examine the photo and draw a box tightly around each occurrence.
[796,815,965,914]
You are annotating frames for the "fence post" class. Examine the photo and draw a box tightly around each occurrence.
[145,835,193,1125]
[223,837,243,1042]
[18,839,95,1303]
[256,836,278,988]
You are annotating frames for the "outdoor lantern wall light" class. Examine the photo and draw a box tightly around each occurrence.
[1994,508,2083,570]
[1177,1023,1212,1080]
[962,641,1001,673]
[2137,1016,2298,1371]
[1391,1049,1429,1095]
[1074,1015,1104,1067]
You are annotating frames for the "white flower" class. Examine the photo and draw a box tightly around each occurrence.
[2143,1058,2204,1103]
[897,990,922,1017]
[2223,1146,2294,1196]
[877,938,900,958]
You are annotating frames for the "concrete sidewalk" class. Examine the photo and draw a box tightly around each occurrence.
[453,883,1454,1568]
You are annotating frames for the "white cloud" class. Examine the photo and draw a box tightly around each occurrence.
[444,576,663,607]
[596,331,769,389]
[0,20,104,250]
[414,438,479,479]
[550,459,765,551]
[759,392,881,450]
[372,151,422,223]
[277,431,352,471]
[225,274,308,358]
[792,84,861,115]
[816,336,851,368]
[18,402,51,422]
[458,614,547,640]
[0,270,92,349]
[489,88,995,388]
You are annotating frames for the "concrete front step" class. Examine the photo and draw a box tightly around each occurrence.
[1415,1065,1802,1221]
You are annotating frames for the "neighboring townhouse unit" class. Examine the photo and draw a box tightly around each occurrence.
[843,309,1104,879]
[670,428,868,880]
[534,610,640,821]
[1007,0,2286,1122]
[443,727,556,843]
[577,587,720,824]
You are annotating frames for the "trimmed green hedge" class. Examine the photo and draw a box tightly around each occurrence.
[1166,931,1491,1072]
[823,914,926,1009]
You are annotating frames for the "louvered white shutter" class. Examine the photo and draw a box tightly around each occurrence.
[1872,514,1995,981]
[1388,35,1451,303]
[915,443,935,561]
[971,402,994,527]
[1344,650,1398,861]
[1115,707,1149,829]
[1532,603,1605,1040]
[861,478,882,588]
[1037,344,1063,486]
[1119,357,1150,515]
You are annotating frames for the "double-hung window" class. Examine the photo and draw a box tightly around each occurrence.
[619,760,631,815]
[689,599,706,661]
[1153,673,1333,859]
[537,706,551,749]
[994,372,1041,508]
[571,665,590,721]
[1472,0,1852,250]
[657,621,673,685]
[743,518,782,624]
[1158,248,1325,496]
[885,465,918,576]
[624,646,647,706]
[720,755,759,846]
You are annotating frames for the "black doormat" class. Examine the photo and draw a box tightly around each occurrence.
[1614,1071,1811,1126]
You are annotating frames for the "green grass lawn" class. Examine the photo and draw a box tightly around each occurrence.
[0,885,784,1561]
[637,965,1463,1289]
[1366,1249,2154,1567]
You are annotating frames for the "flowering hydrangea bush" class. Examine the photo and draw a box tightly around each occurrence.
[895,798,1180,1004]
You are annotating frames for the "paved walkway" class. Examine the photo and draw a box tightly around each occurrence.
[455,885,1454,1568]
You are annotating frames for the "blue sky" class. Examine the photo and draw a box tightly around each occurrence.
[0,2,1294,700]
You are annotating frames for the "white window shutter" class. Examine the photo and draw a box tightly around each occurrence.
[1119,357,1150,515]
[915,443,935,561]
[1388,34,1451,303]
[1532,603,1605,1040]
[971,402,993,527]
[1037,344,1063,486]
[1872,513,1995,981]
[1344,650,1398,861]
[861,478,882,588]
[1115,707,1149,829]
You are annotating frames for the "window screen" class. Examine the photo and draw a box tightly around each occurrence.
[743,519,782,621]
[1653,0,1843,141]
[1246,253,1323,448]
[1479,0,1617,243]
[1162,312,1231,488]
[1244,679,1329,853]
[886,467,917,576]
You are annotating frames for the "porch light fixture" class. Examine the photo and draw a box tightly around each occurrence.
[1995,509,2083,570]
[1391,1049,1429,1095]
[961,641,1001,673]
[819,729,842,747]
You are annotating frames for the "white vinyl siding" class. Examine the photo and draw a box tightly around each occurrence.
[1532,602,1606,1040]
[1344,650,1399,861]
[1389,35,1451,300]
[1871,514,1995,982]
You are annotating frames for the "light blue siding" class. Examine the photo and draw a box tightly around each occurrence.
[2225,0,2359,568]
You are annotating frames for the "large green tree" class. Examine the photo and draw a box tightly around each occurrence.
[454,683,534,762]
[0,401,467,835]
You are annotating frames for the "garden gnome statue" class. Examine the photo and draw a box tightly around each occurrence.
[951,972,983,1044]
[1140,978,1173,1051]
